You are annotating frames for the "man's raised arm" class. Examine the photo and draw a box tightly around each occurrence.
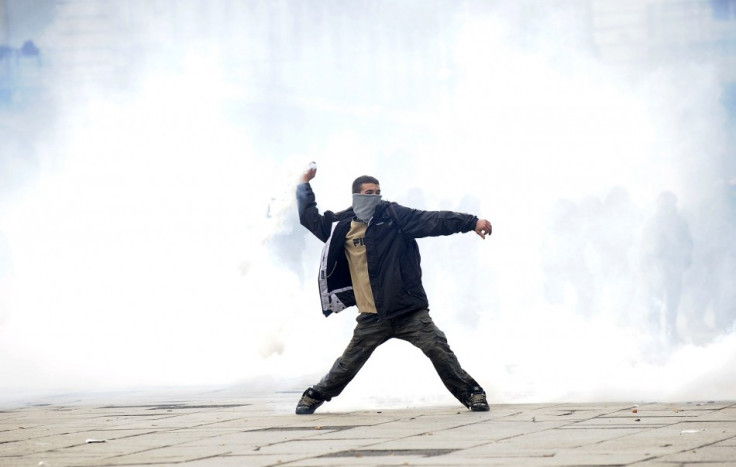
[296,162,333,242]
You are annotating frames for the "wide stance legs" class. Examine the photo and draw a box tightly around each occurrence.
[295,310,489,414]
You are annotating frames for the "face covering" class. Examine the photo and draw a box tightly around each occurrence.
[352,193,382,223]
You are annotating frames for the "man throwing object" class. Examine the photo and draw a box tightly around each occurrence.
[295,163,493,414]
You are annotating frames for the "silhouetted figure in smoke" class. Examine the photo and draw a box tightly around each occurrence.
[725,179,736,330]
[0,231,11,322]
[451,194,485,327]
[404,187,428,210]
[264,196,308,285]
[597,187,640,320]
[641,191,693,343]
[688,180,736,340]
[414,190,486,329]
[293,164,492,414]
[541,199,595,317]
[579,195,605,313]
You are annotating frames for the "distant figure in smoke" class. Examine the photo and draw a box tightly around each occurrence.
[597,187,640,321]
[641,191,693,343]
[0,231,11,323]
[294,162,493,414]
[678,181,735,341]
[541,199,595,316]
[598,187,638,277]
[449,194,485,328]
[264,196,308,284]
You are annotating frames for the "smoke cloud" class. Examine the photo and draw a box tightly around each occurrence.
[0,1,734,407]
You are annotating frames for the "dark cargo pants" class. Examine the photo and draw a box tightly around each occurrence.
[311,309,483,407]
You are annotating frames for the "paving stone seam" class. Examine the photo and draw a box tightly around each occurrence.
[586,421,736,465]
[92,442,229,463]
[1,428,163,454]
[292,418,482,460]
[678,433,736,453]
[167,417,250,430]
[8,429,241,461]
[629,454,659,465]
[265,424,395,449]
[633,434,736,465]
[316,415,578,456]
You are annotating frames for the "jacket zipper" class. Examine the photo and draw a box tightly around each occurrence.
[325,260,338,279]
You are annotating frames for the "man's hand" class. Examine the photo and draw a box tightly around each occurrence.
[475,219,492,239]
[302,161,317,183]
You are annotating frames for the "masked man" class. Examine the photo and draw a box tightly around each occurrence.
[295,164,493,414]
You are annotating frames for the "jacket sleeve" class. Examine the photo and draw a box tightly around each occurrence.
[296,182,338,243]
[390,203,478,239]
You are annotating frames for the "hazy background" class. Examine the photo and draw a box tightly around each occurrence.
[1,0,735,409]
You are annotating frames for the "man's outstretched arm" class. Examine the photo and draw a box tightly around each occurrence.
[391,203,492,240]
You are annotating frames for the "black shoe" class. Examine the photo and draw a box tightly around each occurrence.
[467,390,490,412]
[295,388,325,415]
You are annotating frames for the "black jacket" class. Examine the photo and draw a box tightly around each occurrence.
[297,183,478,320]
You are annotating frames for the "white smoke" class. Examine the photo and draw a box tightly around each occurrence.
[0,1,734,406]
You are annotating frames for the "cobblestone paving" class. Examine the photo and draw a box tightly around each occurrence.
[1,389,734,466]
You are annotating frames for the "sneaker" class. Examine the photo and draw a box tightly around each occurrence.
[295,388,325,415]
[467,391,490,412]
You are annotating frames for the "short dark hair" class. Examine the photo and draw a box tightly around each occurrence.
[352,175,380,194]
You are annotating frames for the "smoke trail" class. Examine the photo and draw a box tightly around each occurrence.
[0,1,734,406]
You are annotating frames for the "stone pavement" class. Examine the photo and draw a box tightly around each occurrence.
[1,388,735,466]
